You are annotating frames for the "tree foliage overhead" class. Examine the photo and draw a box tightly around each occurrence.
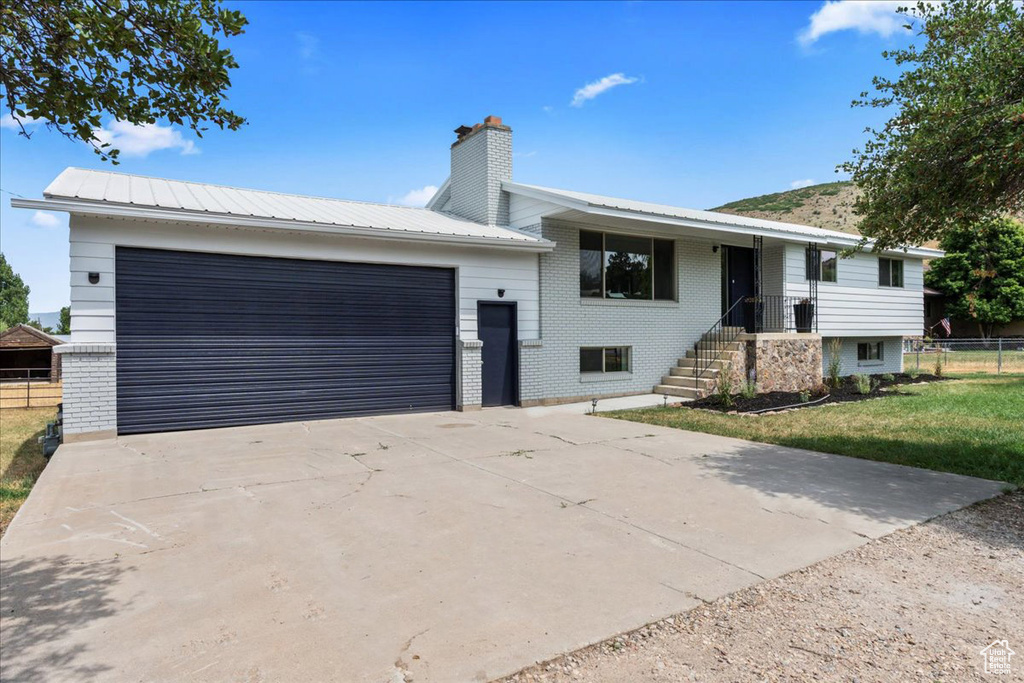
[841,0,1024,250]
[925,218,1024,337]
[0,253,31,331]
[1,0,248,161]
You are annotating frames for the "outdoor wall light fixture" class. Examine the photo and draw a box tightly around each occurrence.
[88,272,100,284]
[497,288,505,298]
[712,245,720,253]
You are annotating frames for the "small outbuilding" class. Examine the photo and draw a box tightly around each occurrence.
[0,324,63,382]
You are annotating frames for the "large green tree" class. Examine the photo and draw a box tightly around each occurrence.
[0,253,31,331]
[926,218,1024,337]
[1,0,248,162]
[842,0,1024,250]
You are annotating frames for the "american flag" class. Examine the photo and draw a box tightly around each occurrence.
[939,317,952,336]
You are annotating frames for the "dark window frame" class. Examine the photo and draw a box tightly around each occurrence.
[878,257,904,288]
[580,346,632,373]
[579,230,676,301]
[857,341,883,362]
[806,246,838,283]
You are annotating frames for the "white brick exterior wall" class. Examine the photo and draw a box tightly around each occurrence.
[53,343,117,435]
[459,340,483,409]
[449,124,512,226]
[822,336,904,377]
[520,220,722,403]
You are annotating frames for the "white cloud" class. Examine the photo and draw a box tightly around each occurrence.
[1,113,40,130]
[92,121,199,157]
[395,185,438,207]
[798,1,907,46]
[296,32,319,60]
[514,150,537,159]
[790,178,816,189]
[31,211,60,228]
[571,73,639,107]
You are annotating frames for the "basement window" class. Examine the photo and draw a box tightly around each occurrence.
[857,341,883,362]
[580,346,631,373]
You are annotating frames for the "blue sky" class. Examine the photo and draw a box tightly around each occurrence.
[1,0,915,312]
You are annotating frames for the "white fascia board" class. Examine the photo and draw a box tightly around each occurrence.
[425,177,450,210]
[504,182,942,259]
[11,197,556,253]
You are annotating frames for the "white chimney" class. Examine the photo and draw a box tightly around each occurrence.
[448,115,511,226]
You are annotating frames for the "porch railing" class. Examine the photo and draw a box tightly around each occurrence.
[752,295,818,334]
[693,298,746,379]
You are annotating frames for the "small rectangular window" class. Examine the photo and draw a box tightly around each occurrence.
[806,247,838,282]
[878,258,904,287]
[580,346,631,373]
[857,342,883,361]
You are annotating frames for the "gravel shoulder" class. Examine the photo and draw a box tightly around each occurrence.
[501,491,1024,682]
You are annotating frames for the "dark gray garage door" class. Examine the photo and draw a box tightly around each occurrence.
[115,247,456,434]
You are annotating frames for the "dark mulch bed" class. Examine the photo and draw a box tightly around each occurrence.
[688,372,947,414]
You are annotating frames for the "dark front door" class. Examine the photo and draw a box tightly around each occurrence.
[725,246,757,331]
[478,302,517,407]
[115,247,456,434]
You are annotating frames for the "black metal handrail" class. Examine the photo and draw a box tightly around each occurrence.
[753,295,818,333]
[693,298,746,380]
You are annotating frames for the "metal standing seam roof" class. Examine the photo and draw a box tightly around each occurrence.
[40,167,545,244]
[505,181,944,256]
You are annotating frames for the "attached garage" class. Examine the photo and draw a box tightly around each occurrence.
[115,247,456,434]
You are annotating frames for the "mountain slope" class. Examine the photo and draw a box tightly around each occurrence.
[711,181,863,235]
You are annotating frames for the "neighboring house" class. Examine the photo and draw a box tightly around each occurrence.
[12,116,940,439]
[0,324,62,382]
[924,286,1024,338]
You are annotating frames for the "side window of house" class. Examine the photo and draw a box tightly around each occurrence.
[878,258,904,287]
[805,247,838,283]
[580,346,631,373]
[857,341,883,362]
[579,230,675,300]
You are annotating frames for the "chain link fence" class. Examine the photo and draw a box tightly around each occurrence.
[903,338,1024,374]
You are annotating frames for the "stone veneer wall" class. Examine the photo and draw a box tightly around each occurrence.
[748,334,823,393]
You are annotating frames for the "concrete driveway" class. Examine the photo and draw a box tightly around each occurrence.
[0,405,1004,682]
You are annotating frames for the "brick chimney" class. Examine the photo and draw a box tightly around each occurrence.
[449,115,511,226]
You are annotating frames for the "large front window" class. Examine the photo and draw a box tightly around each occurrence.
[580,230,675,300]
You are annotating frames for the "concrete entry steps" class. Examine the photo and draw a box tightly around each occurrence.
[655,327,746,399]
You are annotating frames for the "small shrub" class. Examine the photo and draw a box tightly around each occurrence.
[812,382,830,397]
[716,365,735,408]
[934,354,944,377]
[826,338,843,387]
[798,390,811,403]
[853,374,872,395]
[906,366,921,379]
[882,373,895,382]
[740,380,757,400]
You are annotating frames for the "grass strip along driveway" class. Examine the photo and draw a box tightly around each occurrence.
[608,375,1024,488]
[1,408,54,536]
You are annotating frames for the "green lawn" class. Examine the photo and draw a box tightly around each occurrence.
[1,407,55,536]
[607,375,1024,487]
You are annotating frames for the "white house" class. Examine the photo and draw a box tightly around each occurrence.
[13,116,940,439]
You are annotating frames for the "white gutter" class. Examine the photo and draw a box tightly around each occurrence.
[11,197,556,253]
[504,182,943,259]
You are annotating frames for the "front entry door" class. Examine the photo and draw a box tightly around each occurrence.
[478,302,517,407]
[725,246,757,331]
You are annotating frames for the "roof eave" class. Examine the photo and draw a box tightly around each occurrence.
[503,182,942,259]
[11,197,555,253]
